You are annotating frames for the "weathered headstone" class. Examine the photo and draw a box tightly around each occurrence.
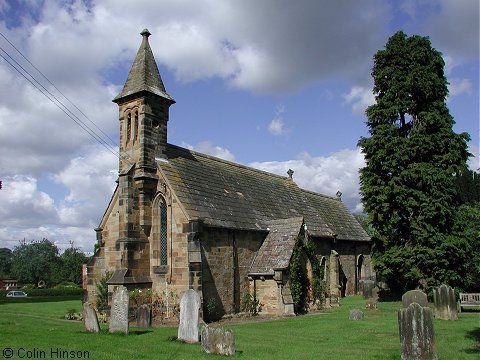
[402,290,428,308]
[109,286,129,334]
[362,280,375,299]
[398,303,437,360]
[349,309,364,320]
[82,302,99,333]
[433,284,458,321]
[136,304,152,328]
[201,325,235,356]
[366,297,378,310]
[178,289,201,343]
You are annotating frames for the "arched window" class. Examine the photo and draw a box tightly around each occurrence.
[126,112,131,143]
[159,199,168,266]
[134,111,139,141]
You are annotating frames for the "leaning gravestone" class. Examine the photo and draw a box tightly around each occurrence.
[398,303,437,360]
[178,289,201,343]
[433,284,458,321]
[82,302,99,333]
[402,290,428,308]
[349,309,364,320]
[109,286,129,334]
[136,304,152,328]
[201,325,235,356]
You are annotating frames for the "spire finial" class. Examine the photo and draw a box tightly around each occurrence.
[140,28,151,38]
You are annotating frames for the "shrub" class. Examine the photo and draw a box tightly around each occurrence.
[95,271,111,312]
[64,308,83,321]
[241,292,262,316]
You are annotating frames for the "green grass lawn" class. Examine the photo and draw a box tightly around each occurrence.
[0,296,478,359]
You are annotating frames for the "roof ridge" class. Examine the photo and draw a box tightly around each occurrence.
[300,187,337,201]
[167,143,289,181]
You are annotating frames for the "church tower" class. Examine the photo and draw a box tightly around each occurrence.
[110,29,175,286]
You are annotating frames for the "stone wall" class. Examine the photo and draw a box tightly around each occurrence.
[201,228,263,318]
[252,278,278,314]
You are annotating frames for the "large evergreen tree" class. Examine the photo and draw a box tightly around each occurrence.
[358,31,470,295]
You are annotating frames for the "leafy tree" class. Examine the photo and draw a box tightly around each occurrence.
[10,239,61,287]
[58,243,89,286]
[358,31,470,295]
[0,248,12,278]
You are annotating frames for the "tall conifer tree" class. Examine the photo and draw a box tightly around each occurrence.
[358,31,470,294]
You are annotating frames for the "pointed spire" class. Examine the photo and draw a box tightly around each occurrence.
[114,29,175,104]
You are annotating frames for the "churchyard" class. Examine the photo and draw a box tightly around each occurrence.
[0,295,478,359]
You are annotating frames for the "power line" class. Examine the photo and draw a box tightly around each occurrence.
[0,31,135,164]
[0,31,119,148]
[0,46,120,157]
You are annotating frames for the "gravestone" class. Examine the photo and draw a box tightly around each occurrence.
[398,303,437,360]
[136,304,152,328]
[433,284,458,321]
[201,325,236,356]
[178,289,201,343]
[109,286,129,334]
[402,290,428,308]
[366,298,378,310]
[362,280,375,299]
[349,309,364,320]
[82,302,99,333]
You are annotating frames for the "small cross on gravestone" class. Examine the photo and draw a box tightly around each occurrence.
[433,284,458,321]
[109,286,129,334]
[178,289,201,343]
[82,302,99,333]
[402,290,428,308]
[398,302,437,360]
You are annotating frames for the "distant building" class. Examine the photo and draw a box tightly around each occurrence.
[87,29,375,318]
[0,280,18,290]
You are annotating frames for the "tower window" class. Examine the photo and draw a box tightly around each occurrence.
[126,112,131,143]
[134,111,139,141]
[160,199,168,266]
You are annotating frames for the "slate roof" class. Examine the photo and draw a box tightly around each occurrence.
[113,29,174,104]
[249,217,305,274]
[159,144,370,242]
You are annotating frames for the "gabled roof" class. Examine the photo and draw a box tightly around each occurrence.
[159,144,370,242]
[113,29,174,104]
[250,217,304,274]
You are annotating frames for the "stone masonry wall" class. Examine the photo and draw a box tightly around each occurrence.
[201,228,264,318]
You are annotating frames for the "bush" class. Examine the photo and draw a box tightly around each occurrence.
[0,288,85,298]
[241,292,262,316]
[64,308,83,321]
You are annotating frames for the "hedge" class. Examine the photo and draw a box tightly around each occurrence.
[0,288,86,297]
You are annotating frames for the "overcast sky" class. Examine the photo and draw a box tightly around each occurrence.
[0,0,478,253]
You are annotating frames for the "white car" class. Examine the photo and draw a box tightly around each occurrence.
[6,291,27,298]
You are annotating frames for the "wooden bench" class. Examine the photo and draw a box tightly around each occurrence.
[458,293,480,312]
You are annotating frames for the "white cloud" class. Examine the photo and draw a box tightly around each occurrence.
[0,145,118,252]
[448,78,472,98]
[181,141,235,162]
[268,105,288,136]
[0,175,58,227]
[344,85,375,116]
[250,148,365,213]
[268,118,286,136]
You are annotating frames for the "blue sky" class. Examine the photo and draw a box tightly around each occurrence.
[0,0,478,253]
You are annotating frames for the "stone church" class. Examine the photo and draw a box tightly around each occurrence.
[86,29,375,318]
